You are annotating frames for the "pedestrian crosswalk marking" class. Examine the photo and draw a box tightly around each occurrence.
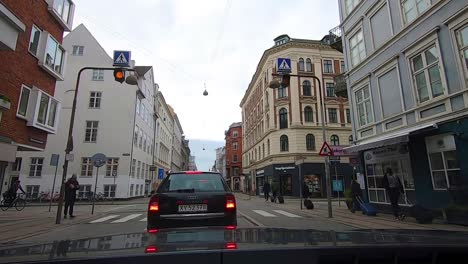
[111,214,142,223]
[273,210,301,218]
[139,218,147,222]
[89,215,119,223]
[253,210,277,217]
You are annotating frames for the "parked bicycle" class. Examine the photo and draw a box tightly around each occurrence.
[38,191,60,203]
[1,193,26,211]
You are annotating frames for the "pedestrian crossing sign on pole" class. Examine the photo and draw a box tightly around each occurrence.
[276,58,291,73]
[113,50,131,67]
[319,142,334,156]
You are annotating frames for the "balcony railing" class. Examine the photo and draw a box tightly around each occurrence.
[334,73,347,98]
[328,25,343,53]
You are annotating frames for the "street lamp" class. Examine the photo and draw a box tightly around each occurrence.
[55,67,140,224]
[268,73,333,218]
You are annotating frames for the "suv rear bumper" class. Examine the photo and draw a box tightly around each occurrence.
[148,211,236,229]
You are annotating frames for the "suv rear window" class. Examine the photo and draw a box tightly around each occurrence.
[158,173,228,193]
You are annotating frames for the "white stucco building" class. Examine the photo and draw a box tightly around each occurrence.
[153,91,173,184]
[14,24,157,199]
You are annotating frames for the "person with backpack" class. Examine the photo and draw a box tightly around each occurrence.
[383,168,405,220]
[263,181,271,201]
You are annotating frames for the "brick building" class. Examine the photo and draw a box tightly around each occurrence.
[0,0,75,193]
[225,122,242,191]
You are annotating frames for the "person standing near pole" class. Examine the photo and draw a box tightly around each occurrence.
[350,179,361,213]
[383,168,405,220]
[263,180,271,202]
[64,174,79,218]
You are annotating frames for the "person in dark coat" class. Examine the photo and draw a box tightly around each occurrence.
[64,174,79,218]
[302,181,311,199]
[6,180,25,203]
[350,179,362,213]
[383,168,405,220]
[263,181,271,201]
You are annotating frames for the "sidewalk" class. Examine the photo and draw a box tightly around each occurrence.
[235,193,468,232]
[24,197,150,207]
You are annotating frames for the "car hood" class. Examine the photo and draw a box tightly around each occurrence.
[0,227,468,263]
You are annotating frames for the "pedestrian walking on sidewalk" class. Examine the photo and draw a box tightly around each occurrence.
[263,181,271,201]
[64,174,80,218]
[350,179,362,213]
[383,168,405,220]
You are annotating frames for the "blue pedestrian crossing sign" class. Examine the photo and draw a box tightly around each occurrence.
[276,58,291,73]
[113,50,131,67]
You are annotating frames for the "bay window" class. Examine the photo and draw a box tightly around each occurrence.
[349,29,366,66]
[410,45,444,103]
[355,85,373,127]
[47,0,75,31]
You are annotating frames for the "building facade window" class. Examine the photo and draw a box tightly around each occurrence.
[306,58,312,72]
[328,108,338,123]
[346,109,351,123]
[304,106,313,122]
[280,135,289,152]
[26,185,40,199]
[89,92,102,108]
[323,59,333,73]
[13,158,22,172]
[92,69,104,81]
[350,29,366,66]
[355,85,373,126]
[29,158,44,177]
[278,86,287,98]
[130,184,134,196]
[411,45,444,103]
[131,159,136,177]
[233,154,238,162]
[341,60,346,73]
[279,108,288,129]
[267,139,270,155]
[456,24,468,83]
[306,134,315,151]
[52,0,73,24]
[349,135,353,144]
[85,121,99,142]
[233,131,238,137]
[330,135,340,146]
[137,161,141,178]
[106,158,119,177]
[34,91,59,129]
[29,25,41,56]
[45,35,65,74]
[80,157,93,177]
[17,85,31,118]
[302,80,312,96]
[262,143,265,158]
[104,185,116,198]
[233,142,238,150]
[298,58,305,71]
[78,185,91,199]
[426,135,461,190]
[72,45,84,56]
[326,83,336,97]
[402,0,430,24]
[345,0,360,15]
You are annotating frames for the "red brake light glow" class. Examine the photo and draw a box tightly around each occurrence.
[225,195,236,209]
[145,246,158,253]
[147,229,159,234]
[225,242,237,250]
[185,171,203,174]
[149,196,159,212]
[225,225,237,230]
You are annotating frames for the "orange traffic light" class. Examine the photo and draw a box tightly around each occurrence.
[114,68,125,83]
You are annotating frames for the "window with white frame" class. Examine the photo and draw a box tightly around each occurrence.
[346,109,351,123]
[233,154,238,162]
[134,126,138,145]
[80,157,93,177]
[326,83,336,97]
[401,0,430,24]
[131,159,136,177]
[349,29,366,66]
[78,185,91,199]
[26,185,40,199]
[302,80,312,96]
[137,161,141,178]
[17,85,31,118]
[278,86,287,98]
[345,0,360,16]
[355,85,373,126]
[233,142,238,150]
[12,158,22,172]
[92,70,104,81]
[328,108,338,123]
[304,106,313,122]
[85,121,98,142]
[306,134,315,151]
[426,134,461,190]
[341,61,346,73]
[29,158,44,177]
[37,92,59,128]
[323,59,333,73]
[455,23,468,84]
[106,158,119,177]
[29,25,41,56]
[104,185,116,198]
[52,0,73,24]
[136,185,140,196]
[410,45,444,103]
[139,129,143,149]
[72,45,84,56]
[298,58,305,71]
[45,35,65,74]
[233,131,238,137]
[130,184,134,196]
[330,135,340,146]
[306,58,313,72]
[89,92,102,108]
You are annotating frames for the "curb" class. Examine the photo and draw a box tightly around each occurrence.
[238,211,264,227]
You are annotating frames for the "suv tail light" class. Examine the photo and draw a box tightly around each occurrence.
[149,196,159,212]
[225,194,236,210]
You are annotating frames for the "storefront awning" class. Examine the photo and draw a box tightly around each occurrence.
[345,122,436,153]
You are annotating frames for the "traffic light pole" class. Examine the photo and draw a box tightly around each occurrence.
[272,73,333,218]
[56,67,135,224]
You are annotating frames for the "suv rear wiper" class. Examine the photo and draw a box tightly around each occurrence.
[169,188,195,193]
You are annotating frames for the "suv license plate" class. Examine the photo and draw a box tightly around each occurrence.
[178,204,208,212]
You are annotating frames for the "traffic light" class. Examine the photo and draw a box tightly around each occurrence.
[113,68,125,83]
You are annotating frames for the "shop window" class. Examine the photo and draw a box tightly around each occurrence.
[426,134,460,190]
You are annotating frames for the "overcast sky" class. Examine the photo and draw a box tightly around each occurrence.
[73,0,340,170]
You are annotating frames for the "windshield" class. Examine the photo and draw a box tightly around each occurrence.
[1,0,468,262]
[158,173,228,192]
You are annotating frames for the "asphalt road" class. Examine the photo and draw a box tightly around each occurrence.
[15,197,354,244]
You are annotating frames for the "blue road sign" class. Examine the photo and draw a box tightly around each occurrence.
[333,180,343,192]
[113,50,131,67]
[158,168,165,180]
[276,58,291,73]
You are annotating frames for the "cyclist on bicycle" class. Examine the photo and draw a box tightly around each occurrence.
[7,180,25,201]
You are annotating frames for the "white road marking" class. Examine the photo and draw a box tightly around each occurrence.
[111,214,142,223]
[253,210,277,217]
[139,218,147,222]
[273,210,302,218]
[89,215,120,223]
[105,204,139,212]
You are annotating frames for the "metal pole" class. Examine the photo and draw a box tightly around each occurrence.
[49,164,59,212]
[91,166,99,215]
[299,161,303,210]
[112,173,116,204]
